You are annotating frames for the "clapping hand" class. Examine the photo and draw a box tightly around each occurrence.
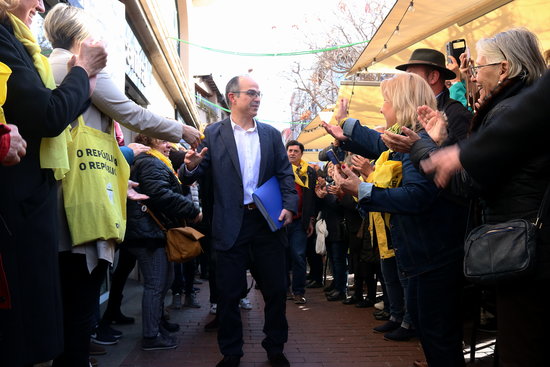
[420,144,462,188]
[351,155,373,180]
[417,105,448,145]
[332,164,361,197]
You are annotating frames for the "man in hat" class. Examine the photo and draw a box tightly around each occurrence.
[396,48,471,146]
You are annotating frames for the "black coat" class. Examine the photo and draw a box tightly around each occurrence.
[0,18,91,367]
[461,77,550,278]
[297,165,318,230]
[437,88,471,146]
[125,153,199,248]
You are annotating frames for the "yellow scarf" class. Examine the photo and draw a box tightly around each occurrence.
[0,62,11,125]
[8,13,72,179]
[146,148,181,184]
[293,159,309,188]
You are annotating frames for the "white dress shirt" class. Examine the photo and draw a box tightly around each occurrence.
[231,117,261,205]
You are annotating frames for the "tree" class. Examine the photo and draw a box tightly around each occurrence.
[287,0,393,130]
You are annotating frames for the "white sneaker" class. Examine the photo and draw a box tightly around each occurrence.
[374,300,384,310]
[209,303,217,315]
[239,298,252,310]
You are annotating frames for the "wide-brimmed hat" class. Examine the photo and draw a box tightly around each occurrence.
[396,48,456,80]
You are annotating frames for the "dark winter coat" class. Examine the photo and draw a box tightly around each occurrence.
[341,121,466,278]
[461,77,550,279]
[125,153,199,248]
[0,18,91,367]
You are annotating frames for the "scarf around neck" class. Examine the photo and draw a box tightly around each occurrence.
[8,13,72,179]
[146,148,181,184]
[0,62,11,124]
[293,159,309,188]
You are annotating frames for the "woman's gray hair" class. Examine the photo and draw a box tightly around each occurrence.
[44,3,91,50]
[477,28,546,85]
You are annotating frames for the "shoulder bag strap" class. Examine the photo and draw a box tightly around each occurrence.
[535,183,550,229]
[143,205,167,232]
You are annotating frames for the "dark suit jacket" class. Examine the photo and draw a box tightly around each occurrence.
[181,118,297,251]
[0,18,90,366]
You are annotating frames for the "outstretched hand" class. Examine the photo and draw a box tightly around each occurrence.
[182,125,202,149]
[321,121,348,141]
[127,180,149,201]
[184,147,208,170]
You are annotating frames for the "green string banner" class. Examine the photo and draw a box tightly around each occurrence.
[196,94,310,125]
[170,37,370,57]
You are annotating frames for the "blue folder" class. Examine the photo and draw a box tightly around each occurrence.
[252,176,284,232]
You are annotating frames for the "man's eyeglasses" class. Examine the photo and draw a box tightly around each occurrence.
[232,90,263,98]
[469,62,501,77]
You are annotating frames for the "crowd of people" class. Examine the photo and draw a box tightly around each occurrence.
[1,1,550,367]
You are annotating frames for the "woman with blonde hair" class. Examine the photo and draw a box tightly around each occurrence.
[323,72,467,367]
[0,0,107,366]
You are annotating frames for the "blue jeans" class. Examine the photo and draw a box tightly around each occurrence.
[380,257,412,327]
[407,260,464,367]
[326,241,348,293]
[286,220,307,296]
[128,247,174,338]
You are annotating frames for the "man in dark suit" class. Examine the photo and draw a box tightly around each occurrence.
[182,75,297,367]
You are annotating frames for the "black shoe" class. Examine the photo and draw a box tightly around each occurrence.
[374,310,391,321]
[267,352,290,367]
[355,298,375,308]
[326,291,346,301]
[373,320,401,333]
[342,295,362,305]
[384,326,416,341]
[323,284,335,293]
[204,317,219,332]
[216,356,241,367]
[161,317,180,333]
[91,326,119,345]
[305,281,323,289]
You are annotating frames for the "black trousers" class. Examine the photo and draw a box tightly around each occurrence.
[305,235,323,283]
[497,279,550,367]
[103,247,136,320]
[52,253,108,367]
[215,209,288,357]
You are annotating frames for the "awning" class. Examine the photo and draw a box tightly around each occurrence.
[298,81,385,162]
[349,0,550,75]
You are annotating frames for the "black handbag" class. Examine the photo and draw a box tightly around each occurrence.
[463,186,550,285]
